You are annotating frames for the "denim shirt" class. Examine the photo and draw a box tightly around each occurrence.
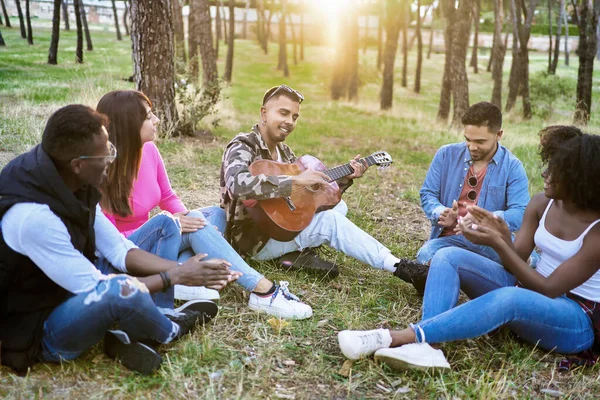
[420,142,530,240]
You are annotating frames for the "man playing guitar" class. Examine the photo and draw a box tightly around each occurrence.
[219,84,426,282]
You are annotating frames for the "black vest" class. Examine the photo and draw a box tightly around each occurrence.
[0,145,99,374]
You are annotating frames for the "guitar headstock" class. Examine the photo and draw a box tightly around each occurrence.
[369,151,393,171]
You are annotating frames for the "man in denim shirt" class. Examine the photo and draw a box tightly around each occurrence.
[401,102,530,294]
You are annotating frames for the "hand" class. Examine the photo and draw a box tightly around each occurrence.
[453,210,476,234]
[465,205,511,241]
[438,200,459,227]
[459,222,504,247]
[174,253,234,289]
[207,271,242,290]
[174,211,207,233]
[346,154,368,179]
[292,169,330,189]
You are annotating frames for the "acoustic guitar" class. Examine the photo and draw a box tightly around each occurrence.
[243,151,393,241]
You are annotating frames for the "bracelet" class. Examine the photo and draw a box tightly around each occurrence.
[159,271,172,292]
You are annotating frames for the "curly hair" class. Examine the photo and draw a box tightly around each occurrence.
[461,102,502,132]
[538,125,583,164]
[547,133,600,211]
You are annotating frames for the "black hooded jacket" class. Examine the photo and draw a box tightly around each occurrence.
[0,145,99,374]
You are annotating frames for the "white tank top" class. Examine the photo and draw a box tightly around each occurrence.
[534,199,600,301]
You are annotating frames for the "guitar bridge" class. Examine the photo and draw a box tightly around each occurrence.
[284,196,296,211]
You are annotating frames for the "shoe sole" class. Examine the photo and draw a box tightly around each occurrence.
[248,302,313,320]
[174,300,219,324]
[374,352,450,371]
[104,331,162,375]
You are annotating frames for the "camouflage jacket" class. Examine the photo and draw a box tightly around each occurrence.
[220,125,298,255]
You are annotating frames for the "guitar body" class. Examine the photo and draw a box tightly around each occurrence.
[245,155,342,241]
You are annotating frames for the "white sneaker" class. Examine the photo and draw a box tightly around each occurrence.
[338,329,392,360]
[374,343,450,370]
[248,281,313,320]
[174,284,220,301]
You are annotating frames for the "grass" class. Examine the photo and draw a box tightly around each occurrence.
[2,22,600,399]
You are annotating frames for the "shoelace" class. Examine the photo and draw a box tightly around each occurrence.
[270,281,301,305]
[360,331,384,350]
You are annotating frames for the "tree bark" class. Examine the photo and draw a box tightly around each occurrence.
[288,13,298,65]
[550,0,564,73]
[48,0,61,64]
[189,0,201,78]
[470,0,480,73]
[427,4,435,59]
[380,0,402,109]
[256,0,266,53]
[401,0,408,87]
[491,0,506,108]
[415,0,423,92]
[172,0,186,62]
[572,0,600,124]
[377,0,384,70]
[437,0,454,120]
[277,0,289,77]
[73,0,83,63]
[215,3,221,57]
[0,29,5,46]
[130,0,178,133]
[221,1,228,44]
[79,0,93,51]
[223,0,235,82]
[1,0,11,28]
[547,0,553,72]
[15,0,26,39]
[111,0,122,41]
[61,0,69,31]
[25,0,33,45]
[564,7,569,65]
[197,0,219,100]
[123,0,129,36]
[505,0,521,112]
[450,0,473,127]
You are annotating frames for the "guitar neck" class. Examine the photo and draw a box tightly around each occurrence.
[324,156,377,181]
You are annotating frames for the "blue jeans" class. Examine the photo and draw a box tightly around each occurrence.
[416,234,501,265]
[97,214,181,309]
[177,207,264,292]
[42,275,175,362]
[412,247,594,354]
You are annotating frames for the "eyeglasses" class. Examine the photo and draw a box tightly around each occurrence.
[263,84,304,105]
[467,175,478,202]
[78,141,117,164]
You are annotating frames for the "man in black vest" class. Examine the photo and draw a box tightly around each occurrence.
[0,105,237,375]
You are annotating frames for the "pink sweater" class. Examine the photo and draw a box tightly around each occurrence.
[103,142,187,237]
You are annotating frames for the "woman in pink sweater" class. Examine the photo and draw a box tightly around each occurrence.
[97,90,312,320]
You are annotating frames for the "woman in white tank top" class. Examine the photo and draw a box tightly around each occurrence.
[338,127,600,372]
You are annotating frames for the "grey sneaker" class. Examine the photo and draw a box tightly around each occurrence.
[104,330,162,375]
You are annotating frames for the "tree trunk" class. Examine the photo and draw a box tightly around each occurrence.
[189,0,201,78]
[401,0,408,87]
[564,7,569,65]
[243,0,249,39]
[123,0,129,36]
[415,0,423,92]
[25,0,32,45]
[73,0,83,63]
[331,11,350,100]
[265,4,274,49]
[427,4,435,59]
[172,0,186,62]
[256,0,266,53]
[221,1,228,44]
[573,0,600,124]
[450,0,473,127]
[505,0,520,112]
[111,0,122,41]
[61,0,69,31]
[491,0,506,108]
[470,0,480,73]
[48,0,61,64]
[288,13,298,65]
[223,0,235,82]
[550,0,564,73]
[0,29,5,46]
[79,0,92,51]
[197,0,219,100]
[437,0,454,120]
[514,0,538,119]
[363,14,369,54]
[300,0,304,60]
[377,0,384,69]
[130,0,178,133]
[547,0,553,72]
[278,0,289,77]
[380,0,402,109]
[1,0,11,28]
[215,4,221,57]
[347,4,359,100]
[15,0,26,39]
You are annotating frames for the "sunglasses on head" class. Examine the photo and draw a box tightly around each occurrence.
[263,84,304,105]
[467,175,478,202]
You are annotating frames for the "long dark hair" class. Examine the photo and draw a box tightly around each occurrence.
[97,90,152,216]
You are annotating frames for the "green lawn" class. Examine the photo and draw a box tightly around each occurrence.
[1,24,600,399]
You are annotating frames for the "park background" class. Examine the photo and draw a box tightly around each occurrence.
[1,0,600,398]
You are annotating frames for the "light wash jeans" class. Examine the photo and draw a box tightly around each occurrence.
[42,275,175,362]
[176,206,264,292]
[253,201,394,270]
[412,247,594,354]
[416,234,501,265]
[96,214,181,309]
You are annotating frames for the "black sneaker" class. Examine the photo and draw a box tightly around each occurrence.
[394,259,429,295]
[277,248,339,278]
[173,300,219,325]
[104,330,162,375]
[166,309,205,340]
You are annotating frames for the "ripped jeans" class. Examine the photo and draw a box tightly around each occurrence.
[41,275,176,362]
